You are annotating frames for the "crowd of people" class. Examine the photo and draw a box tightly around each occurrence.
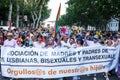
[0,27,120,48]
[0,27,120,80]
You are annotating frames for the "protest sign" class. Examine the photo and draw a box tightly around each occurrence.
[0,46,119,78]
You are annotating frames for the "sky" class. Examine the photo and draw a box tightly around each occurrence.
[45,0,68,22]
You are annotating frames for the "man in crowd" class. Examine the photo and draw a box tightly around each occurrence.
[84,32,101,47]
[4,32,16,47]
[3,32,17,80]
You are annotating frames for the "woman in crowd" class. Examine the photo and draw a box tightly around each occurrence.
[46,37,57,48]
[75,35,84,47]
[45,37,62,80]
[73,35,84,80]
[33,35,45,48]
[15,38,23,47]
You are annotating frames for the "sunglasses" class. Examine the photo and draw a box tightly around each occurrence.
[94,38,98,40]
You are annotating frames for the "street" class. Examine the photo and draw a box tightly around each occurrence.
[0,73,119,80]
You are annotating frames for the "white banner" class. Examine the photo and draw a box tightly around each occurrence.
[0,46,120,78]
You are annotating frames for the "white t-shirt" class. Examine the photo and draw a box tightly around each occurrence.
[33,42,45,48]
[86,40,101,47]
[4,39,16,47]
[112,40,119,47]
[61,40,70,48]
[68,43,76,48]
[15,43,22,47]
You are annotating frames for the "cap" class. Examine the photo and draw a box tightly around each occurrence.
[94,35,99,39]
[7,32,13,36]
[77,36,83,41]
[113,35,118,39]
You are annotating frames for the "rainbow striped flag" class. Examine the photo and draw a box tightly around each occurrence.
[54,3,61,37]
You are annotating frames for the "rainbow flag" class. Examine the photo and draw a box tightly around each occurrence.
[54,3,61,37]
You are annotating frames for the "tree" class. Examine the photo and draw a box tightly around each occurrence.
[8,0,13,29]
[26,0,51,28]
[58,0,120,30]
[0,0,9,21]
[0,0,51,28]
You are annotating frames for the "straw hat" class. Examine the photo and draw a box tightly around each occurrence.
[7,32,13,36]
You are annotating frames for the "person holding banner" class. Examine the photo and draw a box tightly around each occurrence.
[33,34,45,80]
[72,36,84,80]
[58,34,82,80]
[104,39,114,80]
[84,33,102,80]
[3,32,17,80]
[57,34,70,80]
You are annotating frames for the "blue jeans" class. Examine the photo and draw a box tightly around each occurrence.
[73,76,78,80]
[58,78,63,80]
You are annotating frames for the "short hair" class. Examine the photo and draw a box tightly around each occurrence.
[37,34,42,39]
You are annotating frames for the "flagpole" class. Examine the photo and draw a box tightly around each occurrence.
[54,3,61,37]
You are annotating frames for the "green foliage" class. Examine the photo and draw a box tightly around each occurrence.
[0,0,9,20]
[41,4,51,21]
[0,0,50,25]
[58,0,120,29]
